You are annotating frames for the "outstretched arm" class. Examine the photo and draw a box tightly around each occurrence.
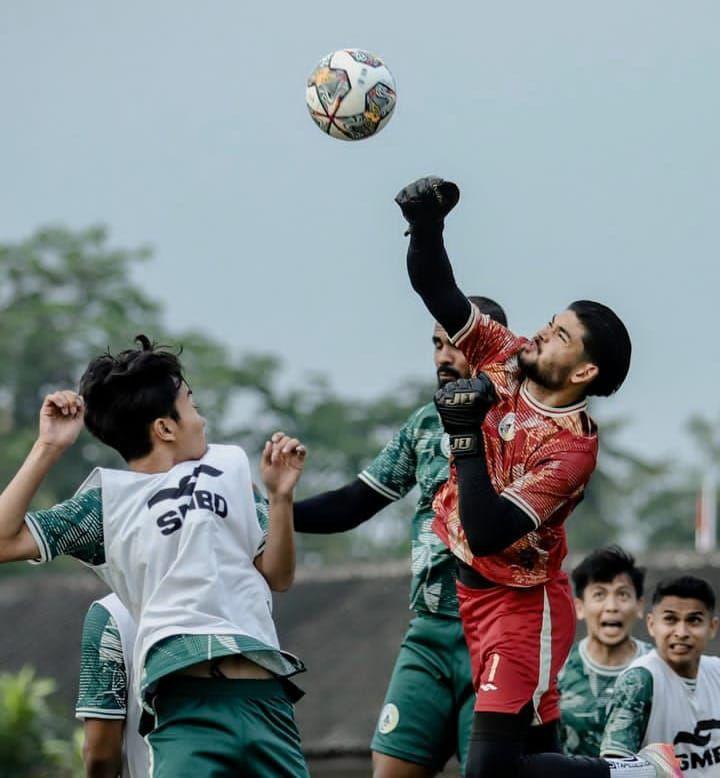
[396,177,472,337]
[293,479,390,533]
[0,391,84,563]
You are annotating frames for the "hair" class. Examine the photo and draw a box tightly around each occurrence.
[79,335,185,462]
[652,576,716,613]
[568,300,631,397]
[469,295,507,327]
[571,545,645,598]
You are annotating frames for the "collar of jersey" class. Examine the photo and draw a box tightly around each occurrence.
[579,637,644,676]
[520,380,588,418]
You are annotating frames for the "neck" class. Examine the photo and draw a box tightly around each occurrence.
[128,448,181,474]
[525,378,585,409]
[585,635,637,667]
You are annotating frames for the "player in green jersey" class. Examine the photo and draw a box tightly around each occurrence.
[293,297,507,778]
[559,546,650,757]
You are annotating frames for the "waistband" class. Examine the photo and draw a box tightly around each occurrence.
[455,559,496,589]
[157,676,289,700]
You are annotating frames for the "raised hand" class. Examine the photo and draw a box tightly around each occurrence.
[260,432,307,499]
[394,176,460,234]
[37,391,85,451]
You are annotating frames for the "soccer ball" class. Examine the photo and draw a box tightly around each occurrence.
[306,49,397,141]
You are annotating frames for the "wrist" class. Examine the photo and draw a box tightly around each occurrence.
[31,439,67,463]
[267,491,294,505]
[448,433,479,457]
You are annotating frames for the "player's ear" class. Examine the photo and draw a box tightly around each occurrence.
[152,417,177,444]
[574,597,586,620]
[646,611,656,638]
[571,362,598,387]
[710,615,719,640]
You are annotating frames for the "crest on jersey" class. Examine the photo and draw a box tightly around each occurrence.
[498,412,516,441]
[440,433,451,458]
[377,703,400,734]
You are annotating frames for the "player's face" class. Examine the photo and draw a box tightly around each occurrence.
[647,597,719,677]
[575,574,643,647]
[172,383,208,460]
[433,324,471,387]
[518,310,597,393]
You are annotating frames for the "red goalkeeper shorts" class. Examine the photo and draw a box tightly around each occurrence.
[456,572,575,723]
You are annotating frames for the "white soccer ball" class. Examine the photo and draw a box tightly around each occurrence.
[306,49,397,141]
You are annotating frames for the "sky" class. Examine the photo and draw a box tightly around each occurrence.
[1,1,718,464]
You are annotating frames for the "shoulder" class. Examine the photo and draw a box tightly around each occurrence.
[558,642,584,682]
[615,665,654,698]
[700,654,720,677]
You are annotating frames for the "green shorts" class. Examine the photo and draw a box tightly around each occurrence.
[146,677,309,777]
[371,613,474,772]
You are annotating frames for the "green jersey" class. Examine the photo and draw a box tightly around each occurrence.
[558,637,651,757]
[76,601,128,719]
[25,484,303,699]
[600,666,655,756]
[360,402,456,617]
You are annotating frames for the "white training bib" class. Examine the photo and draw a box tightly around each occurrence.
[630,650,720,774]
[81,445,281,697]
[96,594,148,778]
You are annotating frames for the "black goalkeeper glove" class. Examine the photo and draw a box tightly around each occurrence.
[394,176,460,235]
[434,375,497,457]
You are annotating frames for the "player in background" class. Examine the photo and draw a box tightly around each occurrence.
[395,175,681,778]
[76,593,147,778]
[294,297,508,778]
[0,337,309,777]
[559,546,651,756]
[602,576,720,775]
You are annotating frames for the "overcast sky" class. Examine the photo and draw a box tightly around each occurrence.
[2,1,718,463]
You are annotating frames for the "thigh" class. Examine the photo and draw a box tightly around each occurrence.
[241,695,309,778]
[147,693,237,778]
[371,618,457,772]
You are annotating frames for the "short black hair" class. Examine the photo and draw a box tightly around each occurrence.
[469,296,507,327]
[568,300,631,397]
[80,335,185,462]
[571,545,645,598]
[652,576,716,613]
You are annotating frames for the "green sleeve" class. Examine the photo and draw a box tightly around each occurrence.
[600,667,653,757]
[75,603,128,719]
[24,488,105,565]
[252,483,269,556]
[359,409,421,501]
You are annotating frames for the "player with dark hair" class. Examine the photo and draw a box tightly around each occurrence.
[0,337,310,777]
[294,296,508,778]
[394,176,680,777]
[559,546,650,756]
[602,576,720,774]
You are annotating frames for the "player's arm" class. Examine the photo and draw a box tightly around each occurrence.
[600,667,653,758]
[0,391,84,563]
[76,603,127,778]
[83,720,124,777]
[255,432,306,591]
[293,412,420,533]
[395,176,471,338]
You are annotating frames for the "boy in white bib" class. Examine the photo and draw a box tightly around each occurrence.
[0,336,309,777]
[602,576,720,775]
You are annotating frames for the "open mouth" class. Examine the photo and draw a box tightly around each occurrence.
[600,620,624,630]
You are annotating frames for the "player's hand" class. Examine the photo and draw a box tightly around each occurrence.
[394,176,460,234]
[260,432,307,499]
[434,376,496,458]
[37,391,85,451]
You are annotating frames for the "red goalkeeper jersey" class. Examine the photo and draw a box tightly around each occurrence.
[432,305,598,588]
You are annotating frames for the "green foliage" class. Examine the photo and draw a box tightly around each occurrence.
[0,666,81,777]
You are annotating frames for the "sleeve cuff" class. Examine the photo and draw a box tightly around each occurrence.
[450,302,478,346]
[499,491,541,529]
[24,514,51,564]
[358,471,401,501]
[75,707,126,721]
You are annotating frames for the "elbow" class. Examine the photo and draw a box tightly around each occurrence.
[268,570,295,592]
[83,750,121,777]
